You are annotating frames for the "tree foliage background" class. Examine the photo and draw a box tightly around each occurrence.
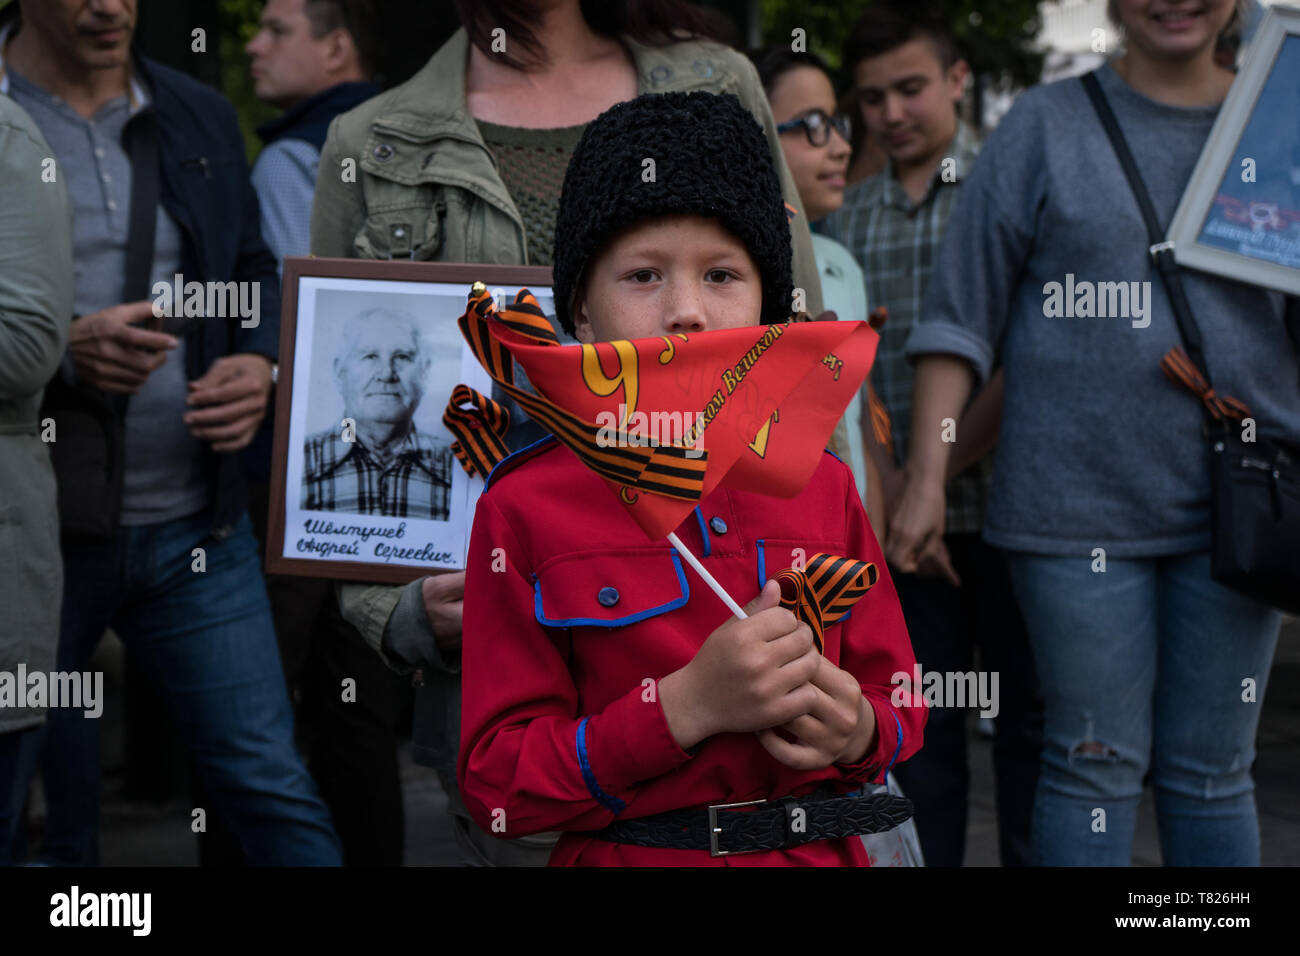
[219,0,278,159]
[759,0,1044,128]
[214,0,1043,159]
[759,0,1043,83]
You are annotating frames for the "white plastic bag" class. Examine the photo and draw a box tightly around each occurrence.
[859,773,924,866]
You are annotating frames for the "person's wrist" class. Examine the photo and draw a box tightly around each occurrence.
[836,696,876,765]
[658,667,709,751]
[904,456,947,493]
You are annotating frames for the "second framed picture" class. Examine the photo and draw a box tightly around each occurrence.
[266,258,555,583]
[1167,5,1300,295]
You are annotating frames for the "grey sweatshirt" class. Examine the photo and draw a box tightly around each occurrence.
[906,63,1300,557]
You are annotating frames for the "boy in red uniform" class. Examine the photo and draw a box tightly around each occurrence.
[457,92,924,865]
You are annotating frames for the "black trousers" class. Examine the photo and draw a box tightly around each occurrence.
[889,533,1043,867]
[201,481,409,866]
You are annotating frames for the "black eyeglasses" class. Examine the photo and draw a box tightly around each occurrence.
[776,109,852,147]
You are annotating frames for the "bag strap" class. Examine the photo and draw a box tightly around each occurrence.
[122,108,159,303]
[1080,71,1211,382]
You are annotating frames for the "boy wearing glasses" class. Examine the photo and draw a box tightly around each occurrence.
[821,6,1043,868]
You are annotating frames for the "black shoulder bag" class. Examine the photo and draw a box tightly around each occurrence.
[1082,70,1300,614]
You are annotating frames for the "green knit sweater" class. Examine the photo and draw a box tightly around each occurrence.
[475,119,587,266]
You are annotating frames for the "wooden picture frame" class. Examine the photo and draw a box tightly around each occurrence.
[1167,5,1300,295]
[266,258,555,583]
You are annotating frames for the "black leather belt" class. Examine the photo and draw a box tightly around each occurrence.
[589,787,913,857]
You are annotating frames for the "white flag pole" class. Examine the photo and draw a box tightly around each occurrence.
[666,532,749,620]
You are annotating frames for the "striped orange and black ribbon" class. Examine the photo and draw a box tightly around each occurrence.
[458,285,710,501]
[775,552,879,654]
[864,308,893,453]
[1159,347,1252,421]
[866,383,893,455]
[443,384,510,478]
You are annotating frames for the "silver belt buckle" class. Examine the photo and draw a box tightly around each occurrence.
[707,798,767,857]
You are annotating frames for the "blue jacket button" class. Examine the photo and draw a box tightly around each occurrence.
[597,587,620,608]
[709,516,728,535]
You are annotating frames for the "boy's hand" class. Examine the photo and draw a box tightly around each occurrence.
[756,658,877,771]
[658,580,820,751]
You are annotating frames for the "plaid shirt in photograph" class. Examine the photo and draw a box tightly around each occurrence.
[301,425,453,520]
[822,122,991,536]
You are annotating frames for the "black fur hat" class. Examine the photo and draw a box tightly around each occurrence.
[552,91,793,335]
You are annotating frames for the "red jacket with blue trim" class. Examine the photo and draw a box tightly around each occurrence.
[457,438,925,865]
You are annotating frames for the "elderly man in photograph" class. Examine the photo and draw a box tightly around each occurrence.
[302,307,453,520]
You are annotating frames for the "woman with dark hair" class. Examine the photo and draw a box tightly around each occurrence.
[310,0,828,867]
[314,0,822,291]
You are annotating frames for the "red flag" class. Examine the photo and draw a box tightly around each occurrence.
[459,286,878,539]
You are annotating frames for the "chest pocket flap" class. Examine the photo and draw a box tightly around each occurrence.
[355,131,445,260]
[534,548,689,628]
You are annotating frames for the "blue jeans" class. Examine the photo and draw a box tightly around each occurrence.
[35,510,341,865]
[1005,550,1280,866]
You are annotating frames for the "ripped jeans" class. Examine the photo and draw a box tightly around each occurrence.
[1005,550,1280,866]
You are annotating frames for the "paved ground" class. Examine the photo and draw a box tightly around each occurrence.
[19,619,1300,866]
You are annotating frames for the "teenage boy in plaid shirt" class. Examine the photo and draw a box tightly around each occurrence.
[822,6,1042,867]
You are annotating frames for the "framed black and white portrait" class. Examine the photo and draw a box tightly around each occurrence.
[267,258,554,583]
[1167,5,1300,295]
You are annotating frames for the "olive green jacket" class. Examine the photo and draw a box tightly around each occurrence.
[0,95,73,733]
[311,28,827,666]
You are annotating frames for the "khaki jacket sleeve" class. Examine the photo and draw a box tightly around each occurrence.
[725,51,824,319]
[0,102,73,733]
[0,109,73,400]
[335,580,404,657]
[310,116,364,259]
